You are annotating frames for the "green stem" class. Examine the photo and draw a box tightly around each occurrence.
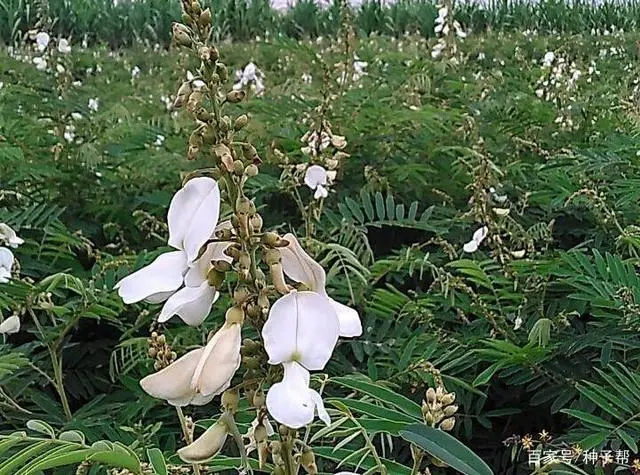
[175,407,201,475]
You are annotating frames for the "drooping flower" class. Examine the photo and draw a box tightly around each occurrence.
[115,177,221,312]
[58,39,71,54]
[178,419,228,463]
[0,248,14,284]
[265,361,330,429]
[140,322,241,406]
[279,233,362,337]
[35,32,50,52]
[304,165,329,199]
[0,224,23,248]
[0,315,20,334]
[463,226,488,253]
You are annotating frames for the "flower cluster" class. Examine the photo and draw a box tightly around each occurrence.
[0,224,23,335]
[431,4,467,60]
[29,31,71,72]
[113,1,363,469]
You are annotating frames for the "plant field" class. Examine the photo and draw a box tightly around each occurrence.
[2,2,640,474]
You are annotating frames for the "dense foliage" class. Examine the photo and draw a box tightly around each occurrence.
[2,9,640,474]
[3,0,640,46]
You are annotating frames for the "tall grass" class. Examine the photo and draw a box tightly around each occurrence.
[2,0,640,46]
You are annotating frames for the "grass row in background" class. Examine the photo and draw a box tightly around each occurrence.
[2,0,640,47]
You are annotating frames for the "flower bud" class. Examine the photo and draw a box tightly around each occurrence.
[233,286,250,305]
[174,81,192,108]
[254,423,268,442]
[233,160,245,176]
[263,248,281,266]
[199,8,212,27]
[300,448,318,474]
[441,392,456,405]
[443,405,458,417]
[191,0,202,15]
[226,90,246,103]
[243,355,260,369]
[242,143,259,161]
[436,387,445,400]
[236,197,253,215]
[426,387,437,404]
[172,22,192,47]
[262,232,284,247]
[148,347,157,358]
[216,63,228,82]
[253,390,266,407]
[213,260,231,272]
[178,419,228,463]
[225,306,245,325]
[250,213,263,233]
[234,114,249,130]
[440,417,456,431]
[221,389,239,413]
[207,269,225,288]
[245,163,259,177]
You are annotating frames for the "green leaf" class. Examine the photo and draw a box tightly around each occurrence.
[332,376,423,420]
[375,192,386,220]
[26,420,55,438]
[58,431,86,444]
[473,362,504,386]
[147,448,167,475]
[400,424,493,475]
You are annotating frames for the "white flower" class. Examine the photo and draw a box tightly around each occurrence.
[493,207,510,217]
[0,224,24,248]
[140,322,241,406]
[56,64,65,74]
[233,62,265,96]
[514,316,523,330]
[511,249,526,259]
[0,247,15,284]
[263,291,340,370]
[35,32,50,52]
[304,165,329,199]
[131,66,141,79]
[463,226,488,253]
[0,315,20,334]
[279,233,362,337]
[88,98,99,112]
[301,72,312,84]
[115,177,224,326]
[353,58,368,81]
[58,39,71,54]
[33,57,47,71]
[542,51,555,67]
[265,361,330,429]
[154,134,166,147]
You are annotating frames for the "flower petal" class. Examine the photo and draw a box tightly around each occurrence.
[140,347,203,406]
[192,323,242,396]
[314,185,328,200]
[463,240,478,253]
[472,226,488,243]
[262,292,299,365]
[263,291,339,371]
[280,233,327,293]
[266,362,314,429]
[304,165,327,189]
[329,299,362,337]
[184,226,233,288]
[0,315,20,334]
[178,420,228,463]
[158,282,219,326]
[167,177,221,262]
[114,250,187,304]
[0,247,14,278]
[0,224,23,248]
[309,388,331,426]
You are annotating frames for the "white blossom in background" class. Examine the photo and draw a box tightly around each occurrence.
[154,134,166,147]
[0,315,20,335]
[115,177,230,326]
[131,65,141,80]
[301,72,312,84]
[33,57,47,71]
[542,51,555,67]
[58,39,71,54]
[233,62,265,97]
[463,226,488,253]
[35,32,50,52]
[88,98,99,113]
[0,246,17,284]
[434,6,449,35]
[63,124,75,142]
[0,224,24,248]
[140,322,241,406]
[304,165,329,199]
